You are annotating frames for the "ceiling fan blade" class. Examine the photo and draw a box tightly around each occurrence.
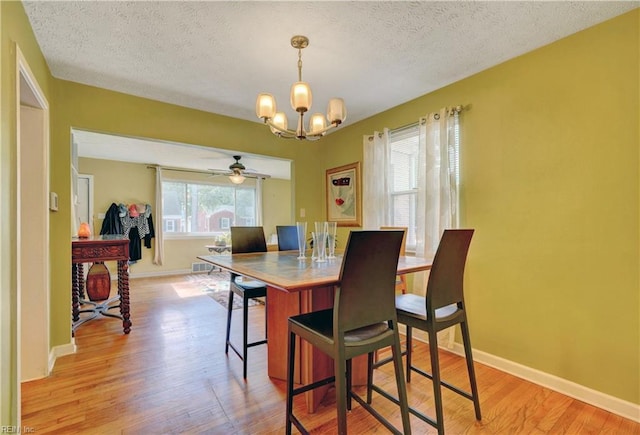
[242,172,271,179]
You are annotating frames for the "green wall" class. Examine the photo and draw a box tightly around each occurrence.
[322,10,640,404]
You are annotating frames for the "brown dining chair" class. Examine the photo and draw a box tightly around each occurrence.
[285,230,411,435]
[374,229,480,435]
[380,226,408,294]
[276,225,299,251]
[225,226,268,379]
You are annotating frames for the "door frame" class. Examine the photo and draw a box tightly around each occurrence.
[15,44,50,422]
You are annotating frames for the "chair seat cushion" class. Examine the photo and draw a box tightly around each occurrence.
[234,279,266,290]
[395,293,458,320]
[231,279,267,299]
[289,309,390,345]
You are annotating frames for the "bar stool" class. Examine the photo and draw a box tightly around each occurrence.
[375,229,481,435]
[225,226,268,379]
[286,230,411,435]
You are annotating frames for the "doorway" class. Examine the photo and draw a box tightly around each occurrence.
[17,46,50,393]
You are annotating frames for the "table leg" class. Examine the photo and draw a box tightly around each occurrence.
[71,263,80,323]
[267,287,301,381]
[78,262,85,300]
[266,285,367,413]
[118,259,131,334]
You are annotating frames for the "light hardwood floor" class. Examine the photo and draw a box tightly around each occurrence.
[22,275,639,434]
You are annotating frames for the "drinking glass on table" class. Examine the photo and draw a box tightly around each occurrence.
[296,222,307,259]
[314,222,328,263]
[326,221,337,259]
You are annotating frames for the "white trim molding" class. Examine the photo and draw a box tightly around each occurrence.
[47,341,76,376]
[448,342,640,423]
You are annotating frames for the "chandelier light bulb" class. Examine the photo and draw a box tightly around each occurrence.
[309,113,326,135]
[256,93,276,119]
[291,82,312,113]
[270,112,288,135]
[327,98,347,124]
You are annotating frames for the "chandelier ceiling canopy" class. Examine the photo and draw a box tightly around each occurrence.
[255,35,347,141]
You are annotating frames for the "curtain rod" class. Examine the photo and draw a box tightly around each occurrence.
[389,104,464,131]
[368,105,464,139]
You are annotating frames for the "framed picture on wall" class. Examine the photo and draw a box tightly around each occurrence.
[326,162,361,227]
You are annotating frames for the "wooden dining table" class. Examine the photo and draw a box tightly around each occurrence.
[197,250,432,412]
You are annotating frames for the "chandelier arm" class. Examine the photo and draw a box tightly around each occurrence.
[305,121,342,137]
[264,118,298,138]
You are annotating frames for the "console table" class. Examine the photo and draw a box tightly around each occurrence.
[71,235,131,334]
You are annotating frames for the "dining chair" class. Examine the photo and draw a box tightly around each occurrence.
[375,229,480,435]
[276,225,299,251]
[380,226,408,294]
[285,230,411,435]
[225,226,268,379]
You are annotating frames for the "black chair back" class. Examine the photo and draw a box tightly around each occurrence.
[276,225,299,251]
[336,230,404,333]
[426,229,474,315]
[230,227,267,254]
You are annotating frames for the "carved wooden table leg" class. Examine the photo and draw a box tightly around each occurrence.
[72,263,80,323]
[78,262,85,300]
[118,259,131,334]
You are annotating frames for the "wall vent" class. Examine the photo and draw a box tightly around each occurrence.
[191,262,213,273]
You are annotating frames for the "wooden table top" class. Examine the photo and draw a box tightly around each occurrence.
[197,251,432,292]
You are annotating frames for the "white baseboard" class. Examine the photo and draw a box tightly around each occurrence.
[109,268,192,280]
[48,340,76,373]
[128,268,191,279]
[445,342,640,423]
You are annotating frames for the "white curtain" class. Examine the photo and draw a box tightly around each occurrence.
[153,167,164,265]
[414,107,460,260]
[414,107,460,347]
[362,129,391,229]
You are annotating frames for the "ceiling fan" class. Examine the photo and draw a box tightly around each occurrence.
[209,155,271,184]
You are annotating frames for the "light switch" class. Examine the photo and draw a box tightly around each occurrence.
[49,192,58,211]
[300,208,306,218]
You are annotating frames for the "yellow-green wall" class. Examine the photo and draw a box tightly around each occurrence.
[322,10,640,404]
[2,1,638,425]
[78,157,291,276]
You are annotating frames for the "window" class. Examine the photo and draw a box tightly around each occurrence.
[387,116,461,252]
[389,125,420,250]
[220,217,230,230]
[162,181,256,237]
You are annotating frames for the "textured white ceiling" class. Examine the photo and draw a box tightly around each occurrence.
[23,1,638,174]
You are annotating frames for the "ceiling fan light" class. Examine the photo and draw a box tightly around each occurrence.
[290,82,312,113]
[309,113,326,134]
[327,98,346,124]
[256,93,276,119]
[229,173,246,184]
[270,112,288,134]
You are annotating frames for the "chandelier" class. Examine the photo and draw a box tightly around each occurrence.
[255,35,347,140]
